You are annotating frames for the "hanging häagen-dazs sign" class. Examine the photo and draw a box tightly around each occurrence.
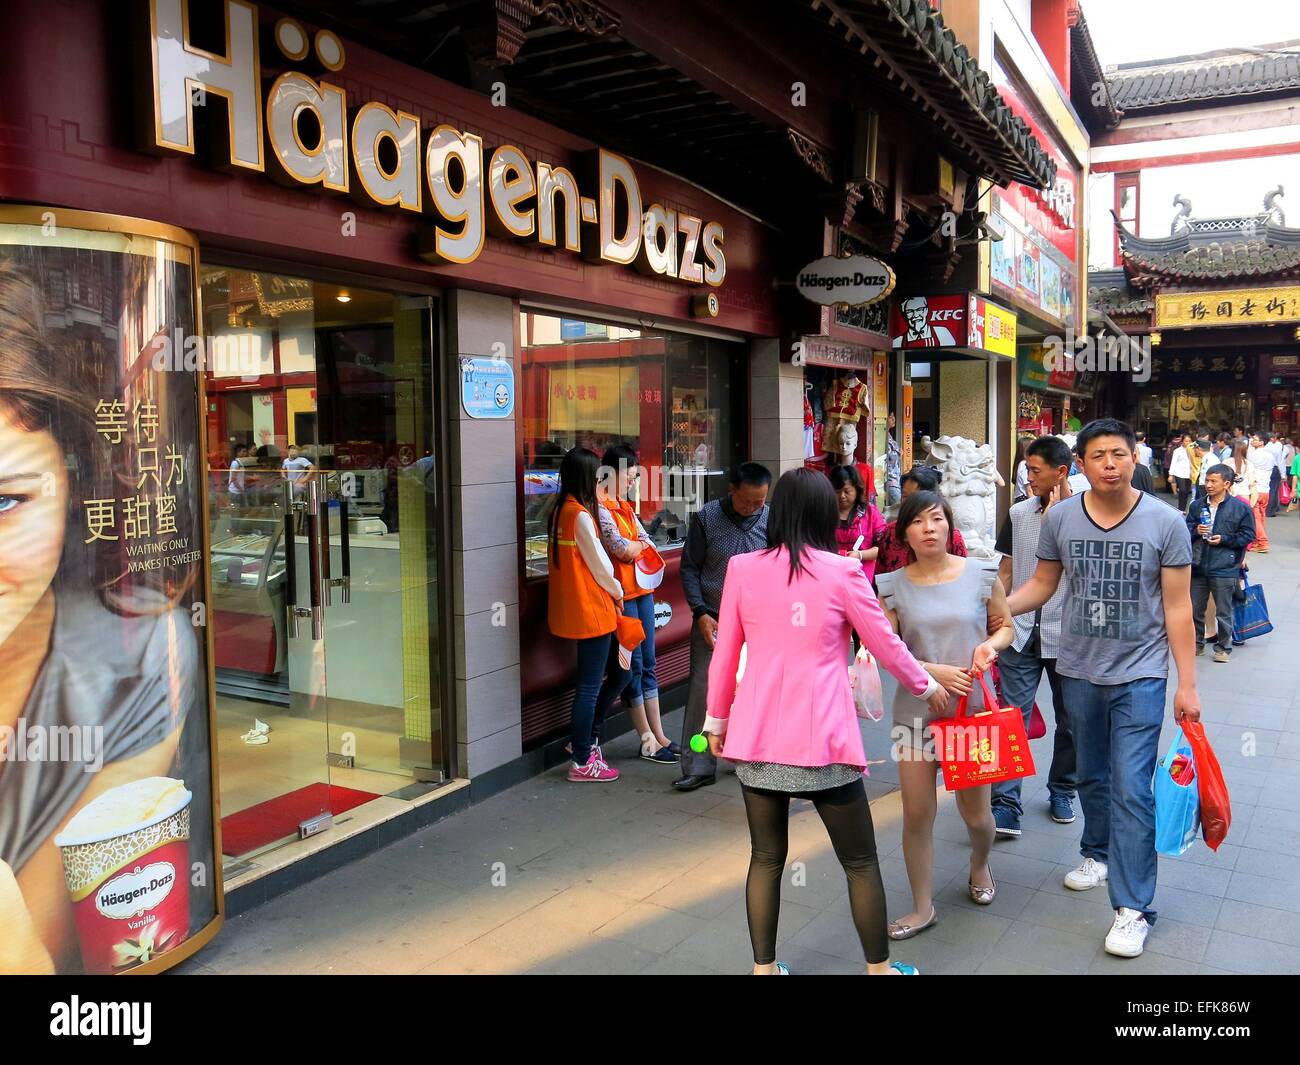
[796,254,896,307]
[137,0,726,287]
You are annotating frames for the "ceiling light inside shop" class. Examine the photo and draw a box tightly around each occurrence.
[337,291,352,303]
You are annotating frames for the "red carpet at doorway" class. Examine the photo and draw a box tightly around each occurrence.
[221,784,381,856]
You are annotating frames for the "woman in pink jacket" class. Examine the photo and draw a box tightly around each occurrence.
[703,468,954,975]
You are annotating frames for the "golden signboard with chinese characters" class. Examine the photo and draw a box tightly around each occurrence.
[1155,286,1300,328]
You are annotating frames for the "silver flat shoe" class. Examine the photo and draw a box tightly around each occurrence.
[887,908,939,940]
[968,868,996,905]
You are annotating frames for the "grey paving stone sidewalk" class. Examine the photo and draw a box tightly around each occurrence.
[181,508,1300,976]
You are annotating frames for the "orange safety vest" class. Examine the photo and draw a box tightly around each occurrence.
[600,498,649,601]
[548,497,618,640]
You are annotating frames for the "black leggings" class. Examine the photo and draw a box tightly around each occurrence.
[740,777,888,965]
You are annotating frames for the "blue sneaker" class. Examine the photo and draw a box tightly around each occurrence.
[1050,795,1076,824]
[891,961,920,975]
[993,805,1021,837]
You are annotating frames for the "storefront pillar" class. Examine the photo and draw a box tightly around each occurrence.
[447,289,523,776]
[750,337,807,475]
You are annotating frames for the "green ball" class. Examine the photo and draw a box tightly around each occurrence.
[689,734,709,753]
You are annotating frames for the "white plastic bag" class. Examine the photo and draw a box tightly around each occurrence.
[849,645,885,721]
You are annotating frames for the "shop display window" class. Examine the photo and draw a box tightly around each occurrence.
[520,310,738,577]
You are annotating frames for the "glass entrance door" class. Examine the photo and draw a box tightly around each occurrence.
[202,268,444,867]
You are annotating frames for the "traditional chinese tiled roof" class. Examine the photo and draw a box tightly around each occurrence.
[1069,5,1122,131]
[1088,277,1154,318]
[1114,214,1300,285]
[799,0,1058,189]
[1107,42,1300,112]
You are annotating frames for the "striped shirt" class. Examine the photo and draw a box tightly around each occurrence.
[996,496,1068,659]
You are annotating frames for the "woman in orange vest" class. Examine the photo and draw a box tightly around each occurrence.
[593,444,677,764]
[548,447,625,782]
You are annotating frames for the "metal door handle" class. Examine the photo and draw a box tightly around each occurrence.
[317,476,332,606]
[305,479,324,640]
[338,479,352,604]
[283,482,303,638]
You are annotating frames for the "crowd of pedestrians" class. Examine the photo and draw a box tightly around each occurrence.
[546,418,1209,973]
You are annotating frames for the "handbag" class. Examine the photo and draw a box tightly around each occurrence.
[930,672,1037,792]
[1231,567,1273,642]
[1154,733,1200,857]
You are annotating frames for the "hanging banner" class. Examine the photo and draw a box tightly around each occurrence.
[901,384,914,473]
[0,207,221,974]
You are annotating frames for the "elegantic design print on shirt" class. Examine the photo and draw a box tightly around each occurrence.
[1065,538,1144,640]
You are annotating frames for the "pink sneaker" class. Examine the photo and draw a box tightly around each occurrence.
[568,750,619,782]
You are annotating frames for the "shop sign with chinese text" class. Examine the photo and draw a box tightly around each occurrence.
[890,293,1015,356]
[799,335,874,370]
[968,296,1017,357]
[1155,287,1300,328]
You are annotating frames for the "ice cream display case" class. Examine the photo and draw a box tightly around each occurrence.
[523,469,562,577]
[209,510,289,680]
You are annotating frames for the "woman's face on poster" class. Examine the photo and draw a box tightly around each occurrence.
[0,410,69,646]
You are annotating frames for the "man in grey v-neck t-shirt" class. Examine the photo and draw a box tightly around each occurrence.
[1005,418,1200,963]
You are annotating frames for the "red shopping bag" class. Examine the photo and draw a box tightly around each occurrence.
[990,662,1046,739]
[930,672,1037,791]
[1181,720,1231,850]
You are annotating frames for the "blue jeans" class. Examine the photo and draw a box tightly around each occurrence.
[622,593,659,705]
[571,633,615,765]
[990,638,1077,819]
[1059,675,1166,923]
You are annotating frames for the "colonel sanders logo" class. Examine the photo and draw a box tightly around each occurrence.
[892,295,961,348]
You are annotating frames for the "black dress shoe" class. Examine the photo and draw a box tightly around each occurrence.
[673,774,716,792]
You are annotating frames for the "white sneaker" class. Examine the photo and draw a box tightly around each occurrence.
[241,718,271,744]
[1104,907,1150,957]
[1064,857,1108,891]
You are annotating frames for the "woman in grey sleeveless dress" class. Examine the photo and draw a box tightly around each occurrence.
[874,491,1014,942]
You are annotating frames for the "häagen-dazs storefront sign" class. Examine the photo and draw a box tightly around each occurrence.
[795,254,896,307]
[138,0,726,285]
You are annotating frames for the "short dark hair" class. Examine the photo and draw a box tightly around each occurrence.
[1205,463,1235,482]
[828,463,865,510]
[1075,418,1137,456]
[895,490,955,557]
[1025,435,1073,470]
[730,461,772,488]
[1135,431,1146,441]
[763,467,838,583]
[602,443,638,470]
[901,466,941,492]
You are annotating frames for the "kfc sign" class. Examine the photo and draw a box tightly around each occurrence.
[890,295,966,348]
[890,293,1017,355]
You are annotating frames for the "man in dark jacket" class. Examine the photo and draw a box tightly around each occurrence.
[1187,464,1256,662]
[674,462,771,790]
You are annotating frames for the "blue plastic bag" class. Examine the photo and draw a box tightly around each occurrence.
[1155,734,1200,857]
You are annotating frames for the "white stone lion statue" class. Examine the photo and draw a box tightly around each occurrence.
[922,435,1005,559]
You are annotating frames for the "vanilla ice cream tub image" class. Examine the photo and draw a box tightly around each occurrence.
[53,776,192,974]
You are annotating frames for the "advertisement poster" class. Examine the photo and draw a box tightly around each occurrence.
[1040,255,1062,321]
[0,212,218,974]
[991,221,1016,289]
[1017,238,1041,304]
